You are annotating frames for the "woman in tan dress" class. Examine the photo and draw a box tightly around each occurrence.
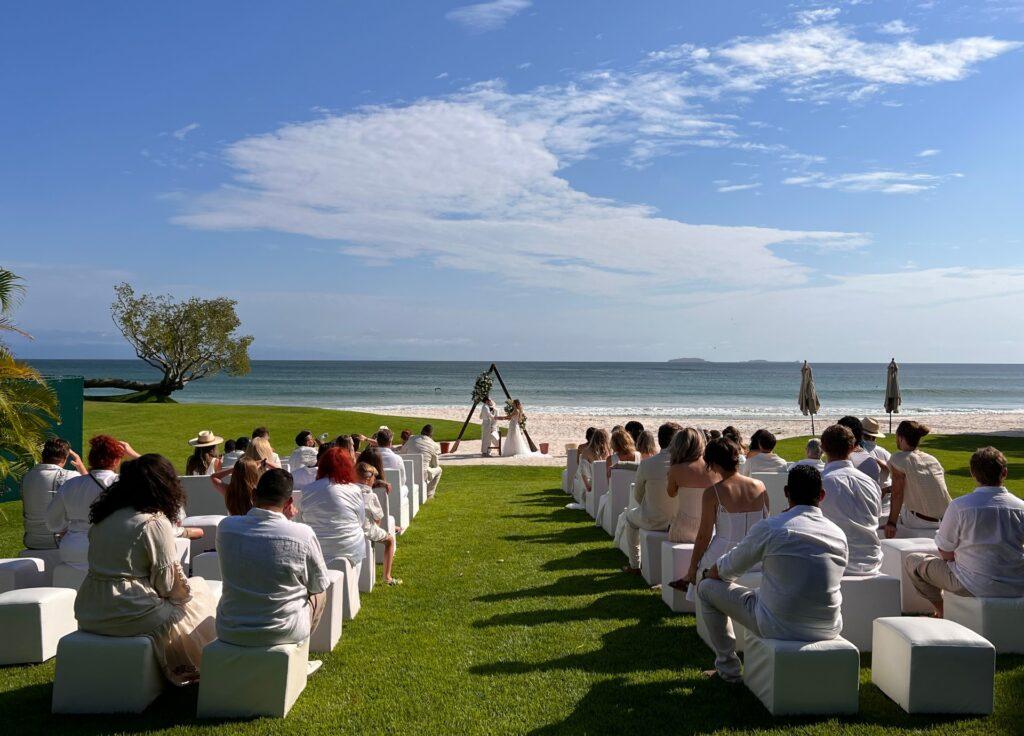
[666,428,720,542]
[883,420,952,539]
[605,429,642,480]
[74,454,217,686]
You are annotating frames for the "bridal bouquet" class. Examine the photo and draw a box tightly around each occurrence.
[505,399,527,429]
[471,372,493,404]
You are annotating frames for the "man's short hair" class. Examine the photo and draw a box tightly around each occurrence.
[820,425,855,460]
[224,439,236,454]
[41,437,71,464]
[837,416,864,446]
[375,428,394,447]
[421,424,434,437]
[251,426,269,439]
[787,465,823,506]
[750,429,777,452]
[970,446,1007,487]
[295,430,314,447]
[805,438,823,459]
[657,422,683,450]
[235,436,249,451]
[254,468,293,506]
[335,435,354,452]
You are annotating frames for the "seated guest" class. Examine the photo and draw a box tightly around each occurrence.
[574,428,610,498]
[905,447,1024,617]
[697,465,849,682]
[288,430,319,474]
[46,435,138,570]
[636,430,658,459]
[290,439,328,491]
[670,437,766,590]
[374,428,407,489]
[837,416,881,484]
[243,436,280,468]
[722,426,747,469]
[576,427,596,455]
[400,424,444,498]
[217,469,330,647]
[884,421,952,538]
[624,420,645,447]
[350,433,367,453]
[356,462,401,585]
[742,429,788,475]
[357,446,401,534]
[792,438,826,471]
[212,457,265,516]
[860,417,892,517]
[708,429,722,440]
[666,428,721,543]
[185,431,222,476]
[334,435,356,460]
[619,422,682,574]
[21,438,85,549]
[297,448,367,571]
[819,425,882,575]
[605,428,641,480]
[221,436,247,470]
[399,429,412,447]
[250,426,282,467]
[75,454,217,685]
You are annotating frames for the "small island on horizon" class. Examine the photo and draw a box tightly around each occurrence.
[667,357,709,364]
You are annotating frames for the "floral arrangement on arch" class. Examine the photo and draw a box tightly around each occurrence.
[505,398,527,429]
[471,372,493,404]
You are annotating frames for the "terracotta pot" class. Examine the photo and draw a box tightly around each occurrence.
[539,442,549,455]
[440,441,451,454]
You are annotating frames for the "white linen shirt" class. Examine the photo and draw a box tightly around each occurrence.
[935,486,1024,598]
[221,450,244,470]
[296,478,367,566]
[21,463,79,548]
[378,447,407,488]
[47,469,118,569]
[216,507,330,647]
[821,460,882,575]
[743,452,789,476]
[790,458,825,472]
[716,505,849,641]
[632,449,677,529]
[862,441,892,488]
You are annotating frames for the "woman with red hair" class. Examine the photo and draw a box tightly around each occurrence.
[47,434,140,570]
[296,447,367,570]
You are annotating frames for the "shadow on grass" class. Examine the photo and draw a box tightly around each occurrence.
[540,547,624,572]
[474,592,668,628]
[475,570,640,603]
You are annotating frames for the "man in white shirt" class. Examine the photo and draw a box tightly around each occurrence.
[819,424,882,575]
[288,430,319,474]
[375,428,406,489]
[697,465,849,682]
[20,438,85,549]
[742,429,788,475]
[791,438,826,471]
[400,424,443,498]
[861,417,892,519]
[221,436,247,470]
[837,416,881,485]
[619,423,681,573]
[905,447,1024,617]
[216,469,331,647]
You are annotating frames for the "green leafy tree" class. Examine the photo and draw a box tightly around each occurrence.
[0,268,59,481]
[85,283,254,401]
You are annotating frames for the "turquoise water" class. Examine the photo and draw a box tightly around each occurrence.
[29,360,1024,418]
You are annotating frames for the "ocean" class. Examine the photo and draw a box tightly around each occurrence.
[28,360,1024,418]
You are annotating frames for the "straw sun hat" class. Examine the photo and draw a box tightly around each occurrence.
[188,430,224,448]
[860,417,885,439]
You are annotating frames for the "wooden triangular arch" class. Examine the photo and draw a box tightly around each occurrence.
[449,363,537,453]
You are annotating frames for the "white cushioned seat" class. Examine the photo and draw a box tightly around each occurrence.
[180,474,227,517]
[639,529,670,585]
[563,449,578,494]
[197,637,311,718]
[660,542,695,613]
[18,548,62,585]
[585,461,608,519]
[359,538,375,593]
[871,616,995,714]
[880,537,938,614]
[943,594,1024,654]
[181,515,226,556]
[326,557,361,621]
[205,579,223,606]
[383,470,410,530]
[52,563,87,591]
[174,537,191,573]
[601,468,634,536]
[311,569,344,653]
[744,633,860,715]
[52,631,164,713]
[192,551,221,581]
[0,587,77,665]
[0,557,46,593]
[838,574,902,651]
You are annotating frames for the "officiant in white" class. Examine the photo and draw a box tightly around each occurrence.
[480,398,501,457]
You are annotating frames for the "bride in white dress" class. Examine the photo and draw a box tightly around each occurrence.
[501,399,537,457]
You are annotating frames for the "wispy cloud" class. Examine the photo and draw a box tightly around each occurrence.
[172,122,201,140]
[435,72,450,80]
[796,7,842,25]
[917,148,941,157]
[877,19,917,35]
[783,170,961,194]
[446,0,531,32]
[716,182,762,193]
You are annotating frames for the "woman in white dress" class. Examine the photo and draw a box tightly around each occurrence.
[501,399,536,457]
[666,428,720,543]
[574,428,610,500]
[668,436,768,600]
[185,431,222,476]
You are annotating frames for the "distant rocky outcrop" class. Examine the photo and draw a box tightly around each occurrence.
[668,357,708,364]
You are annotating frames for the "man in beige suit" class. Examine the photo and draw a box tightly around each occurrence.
[400,424,443,498]
[619,422,682,573]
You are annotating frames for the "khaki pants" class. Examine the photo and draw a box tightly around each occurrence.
[696,578,761,682]
[308,591,327,634]
[904,552,973,606]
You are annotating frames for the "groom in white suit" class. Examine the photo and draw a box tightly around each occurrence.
[480,398,501,457]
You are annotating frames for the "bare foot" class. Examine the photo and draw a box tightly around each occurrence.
[702,669,741,684]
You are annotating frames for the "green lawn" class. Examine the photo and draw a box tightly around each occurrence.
[1,406,1022,734]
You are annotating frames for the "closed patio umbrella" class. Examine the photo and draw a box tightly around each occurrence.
[884,358,901,433]
[798,361,821,435]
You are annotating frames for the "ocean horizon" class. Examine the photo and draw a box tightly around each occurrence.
[29,359,1024,419]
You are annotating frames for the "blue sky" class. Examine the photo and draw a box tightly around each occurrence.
[3,1,1023,362]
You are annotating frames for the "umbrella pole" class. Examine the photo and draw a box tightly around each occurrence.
[811,413,815,436]
[889,412,892,433]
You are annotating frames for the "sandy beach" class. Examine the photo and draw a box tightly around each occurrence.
[382,406,1024,466]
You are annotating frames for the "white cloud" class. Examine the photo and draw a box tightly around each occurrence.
[917,148,941,157]
[796,7,842,25]
[717,182,762,192]
[446,0,531,32]
[435,72,449,80]
[172,122,201,140]
[877,20,917,35]
[783,170,961,194]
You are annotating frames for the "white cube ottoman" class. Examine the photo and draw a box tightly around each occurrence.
[192,551,221,581]
[18,548,62,585]
[838,574,902,652]
[639,529,670,586]
[52,631,165,713]
[174,537,191,572]
[359,539,375,593]
[943,594,1024,654]
[660,542,695,613]
[181,515,226,556]
[880,538,938,614]
[327,558,361,621]
[197,637,310,718]
[311,569,344,653]
[871,617,995,714]
[0,557,46,593]
[0,587,77,665]
[52,563,87,591]
[744,633,860,715]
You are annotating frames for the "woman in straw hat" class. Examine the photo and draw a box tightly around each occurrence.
[185,430,223,476]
